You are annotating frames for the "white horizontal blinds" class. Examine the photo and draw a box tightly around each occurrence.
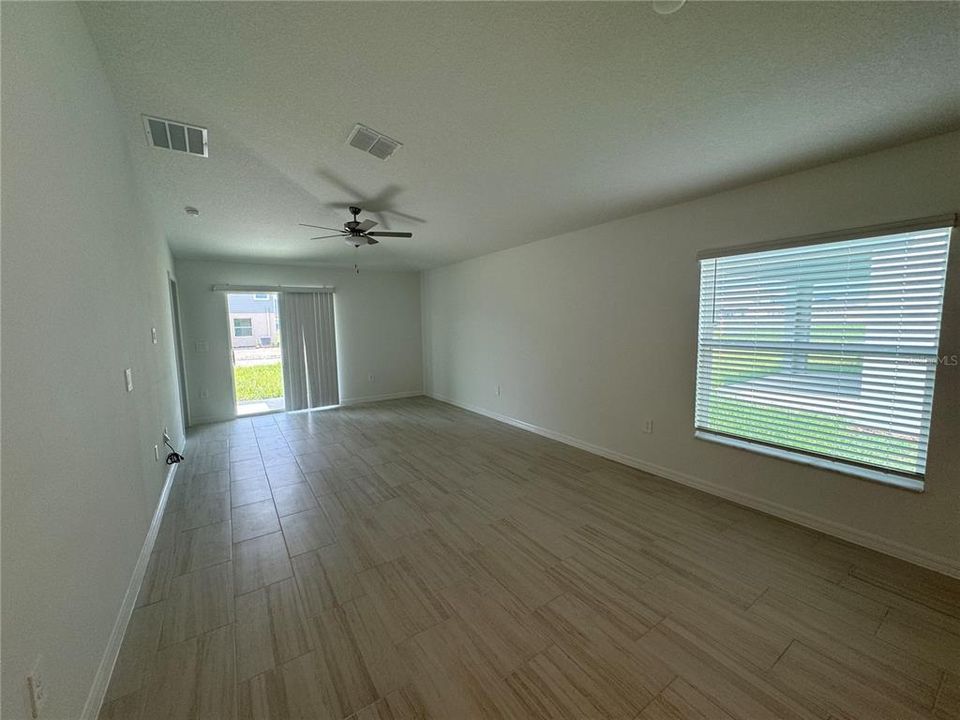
[695,226,952,478]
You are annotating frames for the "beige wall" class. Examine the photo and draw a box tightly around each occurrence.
[175,259,423,423]
[422,131,960,576]
[1,3,186,718]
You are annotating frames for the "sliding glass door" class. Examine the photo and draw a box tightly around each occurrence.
[227,292,285,416]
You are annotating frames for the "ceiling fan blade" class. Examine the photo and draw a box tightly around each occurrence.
[300,223,344,232]
[367,238,380,245]
[356,219,378,232]
[310,234,345,240]
[366,231,412,238]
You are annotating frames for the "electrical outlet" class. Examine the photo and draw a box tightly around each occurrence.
[162,427,171,443]
[151,327,158,344]
[154,444,160,461]
[195,340,208,353]
[199,388,209,399]
[27,664,46,719]
[368,374,375,383]
[642,419,654,434]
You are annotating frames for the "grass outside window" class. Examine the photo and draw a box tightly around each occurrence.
[234,362,283,401]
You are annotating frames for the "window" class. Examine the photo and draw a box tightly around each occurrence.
[695,219,953,490]
[233,318,253,337]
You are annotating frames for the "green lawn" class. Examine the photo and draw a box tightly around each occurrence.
[703,340,918,473]
[703,397,920,472]
[234,362,283,401]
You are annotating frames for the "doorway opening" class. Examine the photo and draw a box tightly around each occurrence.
[169,277,189,431]
[228,292,285,416]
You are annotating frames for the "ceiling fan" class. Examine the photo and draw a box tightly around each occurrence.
[300,206,413,248]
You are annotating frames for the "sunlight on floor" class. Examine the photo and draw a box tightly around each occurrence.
[236,397,285,416]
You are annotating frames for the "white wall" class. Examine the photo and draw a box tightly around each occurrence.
[1,3,186,718]
[423,131,960,576]
[175,259,423,423]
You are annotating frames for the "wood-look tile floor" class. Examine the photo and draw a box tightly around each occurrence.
[99,397,960,720]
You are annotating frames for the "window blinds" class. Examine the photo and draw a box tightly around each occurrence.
[279,292,340,411]
[695,223,952,484]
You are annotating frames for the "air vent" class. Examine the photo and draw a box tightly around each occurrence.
[347,124,401,160]
[143,115,208,157]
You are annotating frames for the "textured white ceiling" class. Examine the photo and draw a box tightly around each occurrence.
[81,1,960,271]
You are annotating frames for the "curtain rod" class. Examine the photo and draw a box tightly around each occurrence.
[211,284,334,294]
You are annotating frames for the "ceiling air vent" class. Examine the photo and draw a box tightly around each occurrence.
[347,124,401,160]
[143,115,208,157]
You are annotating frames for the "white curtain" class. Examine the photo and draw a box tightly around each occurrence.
[279,292,339,410]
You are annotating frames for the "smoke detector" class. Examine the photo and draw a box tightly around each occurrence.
[347,124,402,160]
[143,115,208,157]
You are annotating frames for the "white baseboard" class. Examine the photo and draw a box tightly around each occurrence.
[339,390,423,406]
[80,456,183,720]
[426,392,960,579]
[189,414,228,426]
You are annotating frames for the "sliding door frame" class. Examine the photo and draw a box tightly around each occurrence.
[224,291,289,419]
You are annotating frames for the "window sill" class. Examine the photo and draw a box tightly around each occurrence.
[694,430,924,493]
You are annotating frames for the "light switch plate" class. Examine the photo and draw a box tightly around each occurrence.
[124,368,133,392]
[151,327,158,344]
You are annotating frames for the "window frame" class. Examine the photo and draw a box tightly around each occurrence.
[694,214,955,492]
[233,317,254,337]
